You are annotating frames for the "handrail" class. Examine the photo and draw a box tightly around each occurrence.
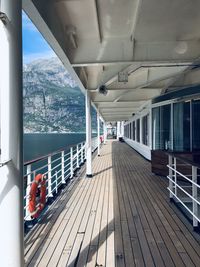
[165,151,200,169]
[23,136,100,222]
[166,153,200,228]
[24,140,86,166]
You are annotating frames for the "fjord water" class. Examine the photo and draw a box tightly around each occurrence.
[24,133,87,162]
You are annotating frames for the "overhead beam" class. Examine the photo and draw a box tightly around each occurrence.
[94,0,102,43]
[72,60,192,67]
[94,100,147,103]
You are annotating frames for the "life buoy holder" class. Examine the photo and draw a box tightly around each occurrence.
[29,173,46,219]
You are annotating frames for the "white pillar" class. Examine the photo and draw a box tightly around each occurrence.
[97,112,100,156]
[0,1,24,266]
[85,90,92,177]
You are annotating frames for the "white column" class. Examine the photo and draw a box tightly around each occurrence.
[97,112,100,156]
[85,90,92,177]
[0,1,23,266]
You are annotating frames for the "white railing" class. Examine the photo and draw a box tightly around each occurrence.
[24,137,99,221]
[167,154,200,228]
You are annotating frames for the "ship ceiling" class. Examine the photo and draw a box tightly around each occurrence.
[23,0,200,122]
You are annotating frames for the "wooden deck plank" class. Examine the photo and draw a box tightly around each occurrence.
[25,179,86,266]
[37,180,93,267]
[132,160,200,266]
[25,141,200,267]
[58,158,104,267]
[86,156,108,267]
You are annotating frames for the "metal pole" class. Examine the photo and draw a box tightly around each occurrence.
[169,155,173,199]
[55,172,58,195]
[26,165,32,221]
[48,156,53,197]
[0,1,24,266]
[81,142,84,164]
[85,90,92,177]
[174,158,177,196]
[192,166,198,228]
[76,144,80,168]
[97,112,100,156]
[70,147,74,178]
[104,122,107,144]
[61,151,65,184]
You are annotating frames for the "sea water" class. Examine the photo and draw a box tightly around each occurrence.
[24,133,87,162]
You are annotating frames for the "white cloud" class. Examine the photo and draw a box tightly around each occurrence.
[23,50,56,64]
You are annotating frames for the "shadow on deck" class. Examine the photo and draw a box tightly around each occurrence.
[25,141,200,267]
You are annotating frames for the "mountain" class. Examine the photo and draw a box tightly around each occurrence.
[23,57,97,133]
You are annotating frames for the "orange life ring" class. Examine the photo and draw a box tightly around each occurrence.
[29,173,46,219]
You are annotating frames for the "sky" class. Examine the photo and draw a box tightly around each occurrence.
[22,11,56,63]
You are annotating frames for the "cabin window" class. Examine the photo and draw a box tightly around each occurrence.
[192,99,200,151]
[161,105,171,150]
[152,107,160,149]
[132,121,135,140]
[142,115,149,146]
[129,123,132,139]
[152,105,171,150]
[136,119,140,142]
[173,102,190,151]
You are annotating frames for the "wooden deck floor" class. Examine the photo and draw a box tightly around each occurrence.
[25,141,200,267]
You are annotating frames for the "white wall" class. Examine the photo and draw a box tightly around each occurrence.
[124,137,151,160]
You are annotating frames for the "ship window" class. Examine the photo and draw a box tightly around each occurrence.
[132,121,135,140]
[136,119,140,142]
[142,115,149,146]
[192,99,200,151]
[173,102,190,151]
[152,105,171,150]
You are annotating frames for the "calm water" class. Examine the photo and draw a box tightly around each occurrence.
[24,133,87,162]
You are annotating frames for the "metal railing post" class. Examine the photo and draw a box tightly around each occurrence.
[192,166,198,228]
[25,164,32,221]
[174,157,177,196]
[84,143,86,160]
[169,155,173,199]
[70,147,74,178]
[48,156,53,197]
[55,171,58,194]
[81,142,84,164]
[76,144,80,168]
[61,151,65,184]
